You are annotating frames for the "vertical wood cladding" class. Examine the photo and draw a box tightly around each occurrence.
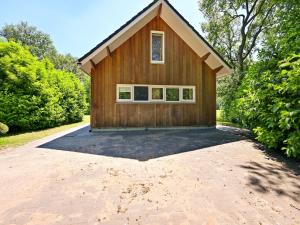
[91,17,216,128]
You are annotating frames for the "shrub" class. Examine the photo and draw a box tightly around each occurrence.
[0,41,86,132]
[216,0,300,159]
[231,55,300,159]
[0,122,9,134]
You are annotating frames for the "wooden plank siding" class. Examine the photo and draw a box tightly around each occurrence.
[91,17,216,128]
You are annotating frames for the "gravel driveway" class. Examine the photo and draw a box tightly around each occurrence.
[0,125,299,225]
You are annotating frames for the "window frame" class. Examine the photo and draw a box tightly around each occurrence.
[116,84,133,102]
[150,31,165,64]
[181,86,196,102]
[133,85,149,102]
[116,84,196,104]
[165,86,181,103]
[150,85,165,102]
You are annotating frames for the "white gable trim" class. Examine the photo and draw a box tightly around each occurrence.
[79,0,232,77]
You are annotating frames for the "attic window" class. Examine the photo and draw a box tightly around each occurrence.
[151,31,165,64]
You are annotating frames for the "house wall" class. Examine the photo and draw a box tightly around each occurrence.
[91,17,216,128]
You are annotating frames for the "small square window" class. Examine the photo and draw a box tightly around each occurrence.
[182,88,194,101]
[118,86,132,101]
[151,87,164,101]
[166,88,180,102]
[134,86,149,101]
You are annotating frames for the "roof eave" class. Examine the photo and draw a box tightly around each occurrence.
[78,0,232,76]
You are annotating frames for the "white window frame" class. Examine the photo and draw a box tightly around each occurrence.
[116,84,196,104]
[165,86,181,103]
[181,86,196,102]
[150,85,165,102]
[133,85,149,102]
[116,84,133,102]
[150,31,165,64]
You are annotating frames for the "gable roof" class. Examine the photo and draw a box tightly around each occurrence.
[78,0,232,77]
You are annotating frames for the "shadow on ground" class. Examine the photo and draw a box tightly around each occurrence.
[239,144,300,203]
[38,126,245,161]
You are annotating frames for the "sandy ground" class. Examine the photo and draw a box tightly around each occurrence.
[0,125,299,225]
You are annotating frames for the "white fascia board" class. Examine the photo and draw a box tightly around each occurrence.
[161,1,232,75]
[80,1,162,66]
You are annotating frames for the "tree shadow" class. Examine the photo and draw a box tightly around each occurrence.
[252,141,300,174]
[239,144,300,203]
[38,126,245,161]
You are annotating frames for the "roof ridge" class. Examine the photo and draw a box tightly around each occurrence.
[78,0,232,70]
[78,0,158,62]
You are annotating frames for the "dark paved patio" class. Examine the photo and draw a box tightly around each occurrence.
[39,126,245,161]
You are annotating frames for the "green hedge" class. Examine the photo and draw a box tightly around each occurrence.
[229,55,300,159]
[0,41,86,132]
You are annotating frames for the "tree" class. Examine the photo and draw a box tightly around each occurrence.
[232,54,300,159]
[0,21,56,59]
[199,0,278,78]
[224,0,300,158]
[47,52,87,82]
[0,21,91,114]
[259,0,300,62]
[0,41,87,132]
[47,52,91,113]
[198,0,281,118]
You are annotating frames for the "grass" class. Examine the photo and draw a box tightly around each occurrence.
[0,116,90,150]
[216,110,242,128]
[217,121,242,128]
[216,110,223,122]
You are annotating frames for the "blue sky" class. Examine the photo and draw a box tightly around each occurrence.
[0,0,204,58]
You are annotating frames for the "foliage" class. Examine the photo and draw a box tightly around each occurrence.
[199,0,278,75]
[200,0,300,158]
[83,75,91,114]
[224,0,299,131]
[199,0,282,122]
[47,52,91,113]
[0,21,56,59]
[0,41,86,132]
[0,122,9,135]
[0,22,91,112]
[259,0,300,62]
[226,0,300,159]
[233,55,300,158]
[216,110,224,122]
